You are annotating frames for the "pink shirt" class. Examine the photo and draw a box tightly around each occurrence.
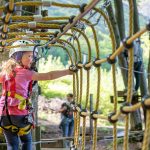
[0,68,35,115]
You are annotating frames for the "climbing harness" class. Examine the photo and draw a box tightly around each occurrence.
[0,67,34,135]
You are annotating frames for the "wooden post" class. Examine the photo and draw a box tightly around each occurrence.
[35,126,41,150]
[90,94,93,138]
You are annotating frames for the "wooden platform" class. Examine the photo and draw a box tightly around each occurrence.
[110,91,141,103]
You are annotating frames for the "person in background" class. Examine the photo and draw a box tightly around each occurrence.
[58,93,74,148]
[123,38,143,95]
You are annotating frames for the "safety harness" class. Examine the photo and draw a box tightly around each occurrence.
[0,67,34,136]
[62,103,73,118]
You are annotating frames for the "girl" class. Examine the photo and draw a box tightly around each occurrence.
[0,40,73,150]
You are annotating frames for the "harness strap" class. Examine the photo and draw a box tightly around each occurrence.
[0,124,32,136]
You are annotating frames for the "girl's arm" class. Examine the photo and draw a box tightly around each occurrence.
[31,69,73,81]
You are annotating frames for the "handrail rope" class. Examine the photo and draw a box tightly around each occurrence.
[57,39,78,63]
[74,36,83,148]
[9,23,60,29]
[72,28,92,62]
[48,44,74,64]
[112,64,118,150]
[72,73,77,146]
[90,21,101,150]
[123,1,134,149]
[76,25,92,149]
[74,72,79,147]
[93,7,118,150]
[5,37,51,43]
[81,70,90,150]
[142,110,150,150]
[73,23,93,150]
[0,1,80,10]
[59,35,81,148]
[71,26,94,149]
[111,25,118,150]
[71,37,82,148]
[142,37,150,150]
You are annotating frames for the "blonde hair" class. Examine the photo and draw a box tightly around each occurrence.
[1,58,18,76]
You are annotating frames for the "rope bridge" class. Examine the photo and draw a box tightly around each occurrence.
[0,0,150,150]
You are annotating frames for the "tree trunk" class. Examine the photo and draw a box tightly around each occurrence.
[133,0,149,96]
[106,2,128,88]
[114,0,126,40]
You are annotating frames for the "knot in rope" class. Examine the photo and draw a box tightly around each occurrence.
[69,64,78,72]
[122,37,134,49]
[60,24,66,32]
[2,16,12,24]
[108,112,118,124]
[120,102,132,114]
[93,58,101,67]
[142,95,150,110]
[107,54,117,64]
[76,61,83,69]
[79,3,87,13]
[83,62,92,70]
[91,110,99,120]
[4,2,16,14]
[69,15,76,24]
[80,109,88,117]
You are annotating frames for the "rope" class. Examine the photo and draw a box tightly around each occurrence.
[74,72,79,147]
[72,28,92,61]
[142,110,150,150]
[123,1,134,150]
[58,39,78,63]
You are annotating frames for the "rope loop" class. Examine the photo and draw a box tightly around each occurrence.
[108,112,118,124]
[83,62,92,70]
[91,110,98,120]
[107,54,117,64]
[69,64,78,72]
[54,31,59,37]
[80,109,88,117]
[75,104,82,112]
[93,58,101,67]
[142,95,150,110]
[60,24,66,32]
[146,20,150,31]
[79,3,87,13]
[0,41,7,47]
[122,37,133,49]
[120,102,132,114]
[5,2,16,14]
[2,16,12,24]
[1,34,8,39]
[69,15,76,24]
[76,61,83,69]
[1,26,10,34]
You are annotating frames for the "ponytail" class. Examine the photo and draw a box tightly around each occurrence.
[1,58,18,76]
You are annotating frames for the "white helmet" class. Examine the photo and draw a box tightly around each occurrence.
[9,40,35,58]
